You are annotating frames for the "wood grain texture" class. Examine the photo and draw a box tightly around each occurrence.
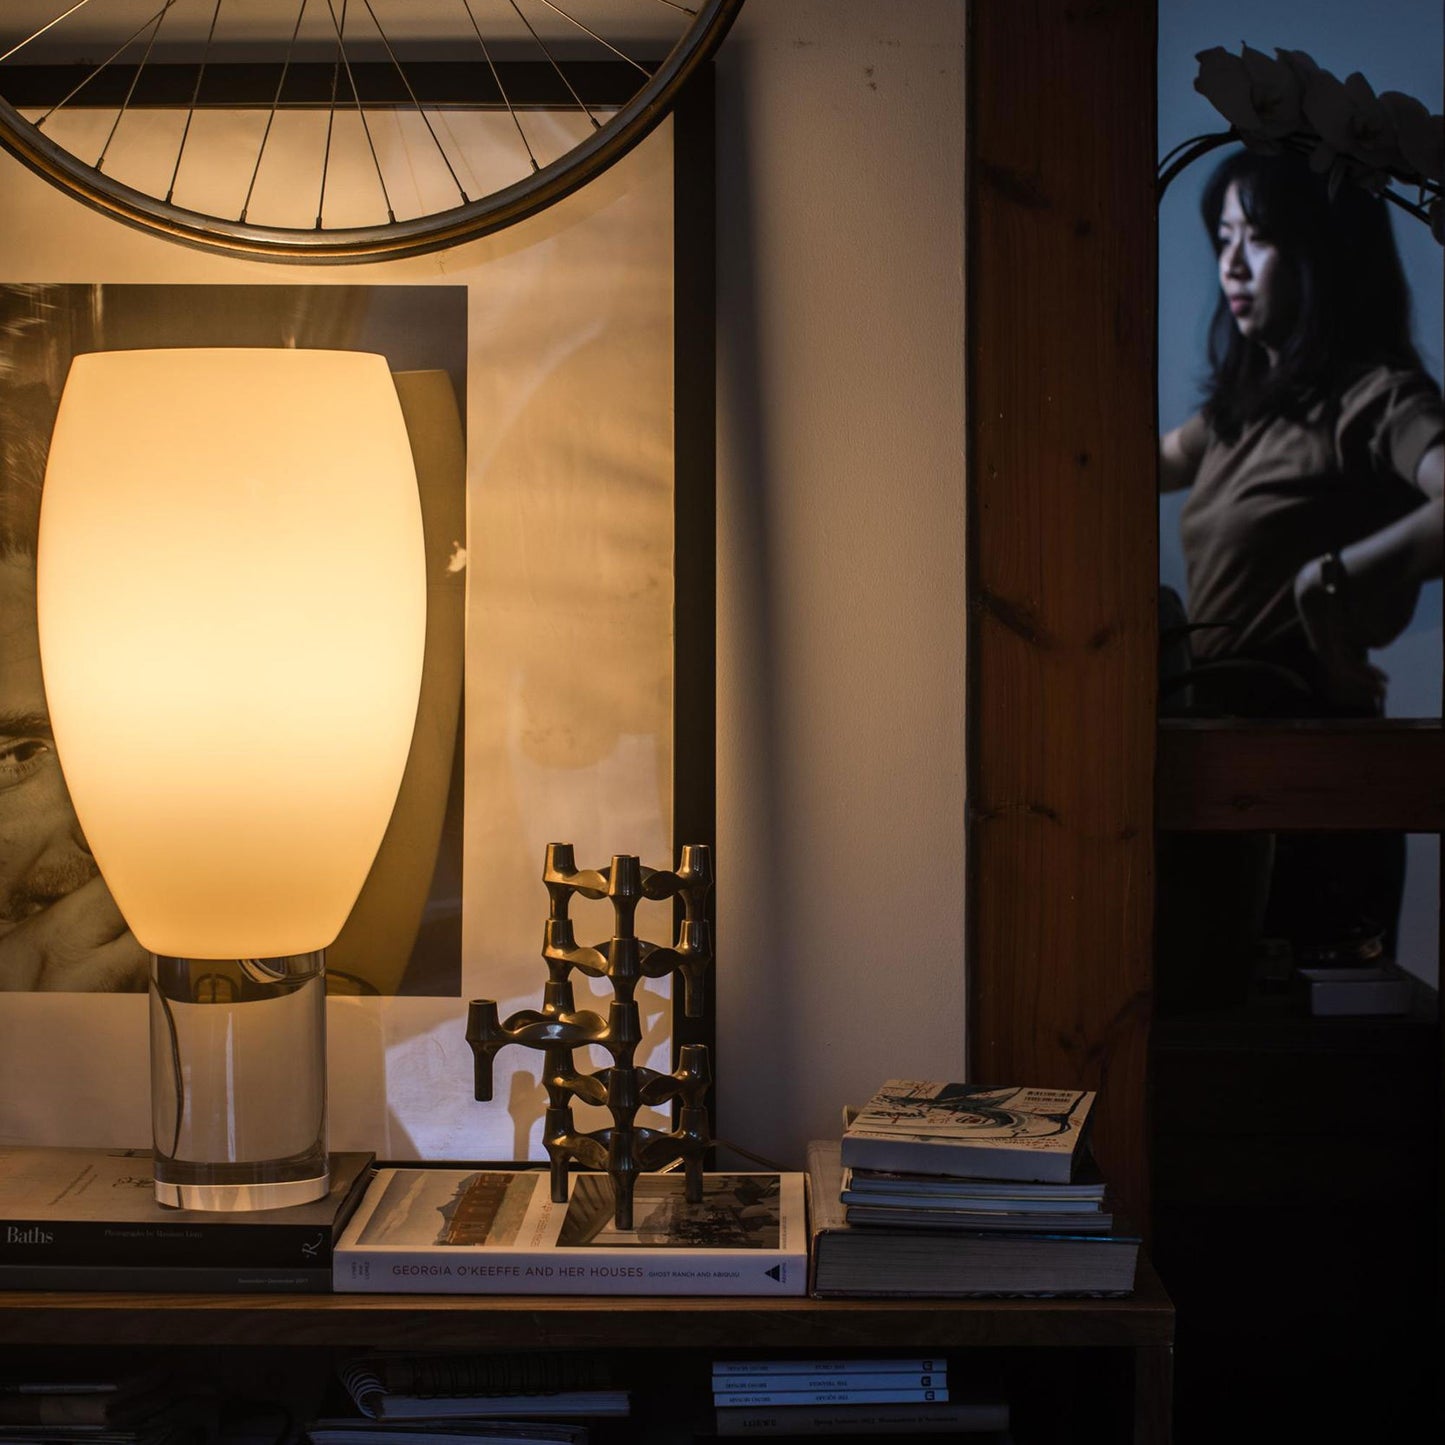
[966,2,1158,1224]
[1157,719,1445,832]
[0,1260,1174,1348]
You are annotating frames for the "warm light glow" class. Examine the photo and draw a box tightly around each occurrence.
[37,348,427,959]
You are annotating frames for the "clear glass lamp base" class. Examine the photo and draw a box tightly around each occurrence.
[149,951,330,1212]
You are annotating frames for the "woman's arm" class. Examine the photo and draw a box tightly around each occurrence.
[1160,414,1207,493]
[1293,442,1444,708]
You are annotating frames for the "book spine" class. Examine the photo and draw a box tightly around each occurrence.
[0,1221,337,1268]
[711,1388,948,1407]
[333,1250,806,1296]
[710,1359,944,1378]
[714,1401,1007,1437]
[714,1373,945,1394]
[0,1263,331,1292]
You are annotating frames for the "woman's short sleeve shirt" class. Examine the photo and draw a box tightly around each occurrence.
[1179,365,1443,677]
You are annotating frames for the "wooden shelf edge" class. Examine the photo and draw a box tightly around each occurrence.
[1157,719,1445,832]
[0,1270,1174,1350]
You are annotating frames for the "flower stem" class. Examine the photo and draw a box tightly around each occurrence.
[1157,132,1238,199]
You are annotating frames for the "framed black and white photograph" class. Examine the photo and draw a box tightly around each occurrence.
[0,77,713,1162]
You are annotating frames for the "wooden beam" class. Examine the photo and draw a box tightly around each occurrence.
[967,0,1158,1224]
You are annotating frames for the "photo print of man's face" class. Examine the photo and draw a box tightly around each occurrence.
[0,283,467,997]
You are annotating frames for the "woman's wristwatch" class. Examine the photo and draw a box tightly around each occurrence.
[1319,549,1348,602]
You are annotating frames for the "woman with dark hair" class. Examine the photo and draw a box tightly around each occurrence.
[1163,147,1442,714]
[1158,148,1443,993]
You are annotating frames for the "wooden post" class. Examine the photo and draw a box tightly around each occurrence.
[966,0,1158,1224]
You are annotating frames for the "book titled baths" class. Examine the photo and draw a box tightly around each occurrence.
[0,1146,374,1291]
[334,1167,807,1296]
[841,1081,1096,1183]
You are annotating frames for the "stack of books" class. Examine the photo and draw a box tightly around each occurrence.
[807,1081,1140,1297]
[709,1358,1008,1438]
[0,1146,375,1292]
[0,1368,213,1445]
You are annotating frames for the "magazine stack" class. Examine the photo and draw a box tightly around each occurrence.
[303,1354,631,1445]
[709,1358,1009,1439]
[807,1082,1140,1297]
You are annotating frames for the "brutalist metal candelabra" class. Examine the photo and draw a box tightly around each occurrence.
[467,843,714,1230]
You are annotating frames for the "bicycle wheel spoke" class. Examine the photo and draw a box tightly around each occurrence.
[37,0,181,128]
[323,0,395,225]
[164,0,224,206]
[240,0,310,223]
[95,0,180,171]
[529,0,653,76]
[502,0,601,132]
[651,1,698,14]
[461,0,541,172]
[315,3,346,228]
[360,0,468,205]
[0,1,99,67]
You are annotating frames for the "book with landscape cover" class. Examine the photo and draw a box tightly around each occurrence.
[0,1147,374,1291]
[808,1141,1137,1297]
[840,1082,1095,1183]
[334,1168,806,1296]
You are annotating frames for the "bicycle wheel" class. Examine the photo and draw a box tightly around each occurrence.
[0,0,742,263]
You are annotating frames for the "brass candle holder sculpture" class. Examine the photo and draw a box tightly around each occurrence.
[467,843,714,1230]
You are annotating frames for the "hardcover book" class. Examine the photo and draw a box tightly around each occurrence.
[713,1399,1010,1438]
[337,1356,625,1420]
[711,1370,945,1395]
[808,1142,1137,1297]
[841,1164,1106,1204]
[0,1148,375,1290]
[710,1359,944,1378]
[334,1168,807,1295]
[709,1385,949,1407]
[840,1082,1095,1183]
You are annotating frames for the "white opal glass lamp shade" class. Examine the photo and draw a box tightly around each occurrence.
[37,348,427,1209]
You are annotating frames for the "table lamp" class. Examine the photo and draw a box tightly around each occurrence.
[37,348,427,1211]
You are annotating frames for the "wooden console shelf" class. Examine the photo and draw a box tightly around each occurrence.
[0,1261,1174,1443]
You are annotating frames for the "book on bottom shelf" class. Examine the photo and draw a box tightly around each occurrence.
[710,1360,944,1380]
[334,1167,807,1295]
[307,1422,591,1445]
[337,1357,626,1421]
[808,1141,1138,1297]
[0,1368,216,1445]
[0,1148,375,1292]
[711,1387,948,1407]
[0,1367,172,1427]
[710,1398,1010,1437]
[841,1082,1095,1183]
[712,1371,945,1395]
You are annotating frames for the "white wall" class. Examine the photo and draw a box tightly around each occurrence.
[713,1,968,1168]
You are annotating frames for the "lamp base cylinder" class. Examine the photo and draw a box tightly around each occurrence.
[149,951,329,1212]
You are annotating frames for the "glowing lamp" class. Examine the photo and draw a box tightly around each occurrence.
[37,348,426,1210]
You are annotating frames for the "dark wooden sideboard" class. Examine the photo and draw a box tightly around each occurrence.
[0,1267,1174,1444]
